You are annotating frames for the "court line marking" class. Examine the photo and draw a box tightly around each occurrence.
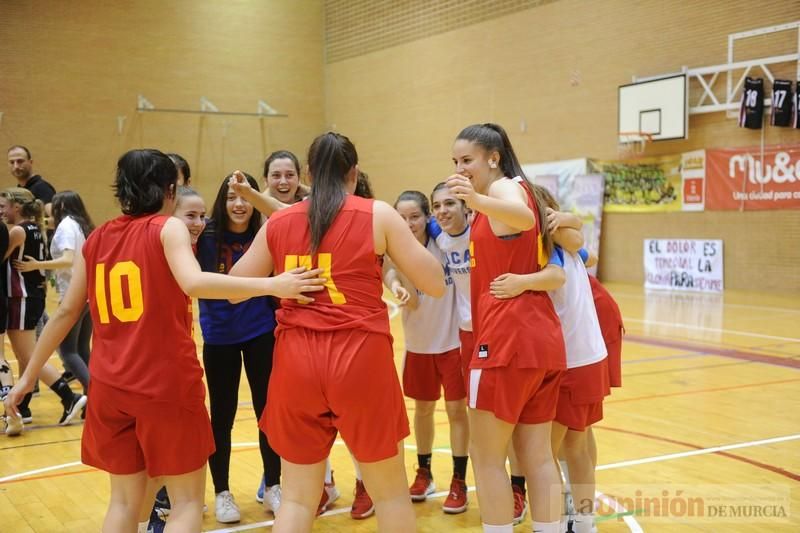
[612,291,800,314]
[596,433,800,473]
[624,334,800,369]
[624,317,800,343]
[604,377,800,404]
[596,492,643,533]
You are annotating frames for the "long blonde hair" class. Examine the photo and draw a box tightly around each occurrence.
[2,187,46,242]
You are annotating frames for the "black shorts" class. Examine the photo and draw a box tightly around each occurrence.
[7,298,45,331]
[0,298,6,335]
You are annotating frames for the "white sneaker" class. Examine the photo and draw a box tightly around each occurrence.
[263,484,282,514]
[214,490,240,524]
[4,414,23,436]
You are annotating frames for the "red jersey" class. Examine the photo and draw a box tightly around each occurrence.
[267,195,390,337]
[469,178,566,370]
[82,214,201,400]
[588,275,624,386]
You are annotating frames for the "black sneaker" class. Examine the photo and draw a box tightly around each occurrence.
[59,394,87,426]
[18,405,33,424]
[61,371,76,384]
[32,383,40,396]
[154,486,171,515]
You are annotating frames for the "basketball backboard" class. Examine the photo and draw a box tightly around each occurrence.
[618,74,688,142]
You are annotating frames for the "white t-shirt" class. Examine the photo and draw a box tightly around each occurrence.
[401,238,460,354]
[429,219,472,331]
[50,216,86,298]
[547,247,607,369]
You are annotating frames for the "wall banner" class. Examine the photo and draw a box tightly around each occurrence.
[681,150,706,211]
[706,144,800,210]
[644,239,723,293]
[590,155,682,212]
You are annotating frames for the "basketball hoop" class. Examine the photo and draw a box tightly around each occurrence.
[617,131,653,159]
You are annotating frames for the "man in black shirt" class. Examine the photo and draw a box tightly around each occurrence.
[7,145,56,223]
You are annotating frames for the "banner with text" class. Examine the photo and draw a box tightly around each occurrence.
[644,239,723,293]
[706,144,800,210]
[681,150,706,211]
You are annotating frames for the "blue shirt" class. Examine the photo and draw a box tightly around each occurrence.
[196,222,276,344]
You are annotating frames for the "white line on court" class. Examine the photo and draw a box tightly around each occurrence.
[596,433,800,471]
[0,460,83,483]
[624,317,800,343]
[597,492,644,533]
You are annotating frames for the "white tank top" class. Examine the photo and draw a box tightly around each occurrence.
[548,247,607,368]
[430,220,472,331]
[401,238,460,354]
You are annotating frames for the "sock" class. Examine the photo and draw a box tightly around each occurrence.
[452,455,468,479]
[532,520,560,533]
[418,453,432,472]
[324,458,333,484]
[351,455,363,481]
[19,392,32,411]
[482,524,513,533]
[137,521,149,533]
[510,475,526,494]
[572,513,594,533]
[559,459,571,489]
[50,377,74,406]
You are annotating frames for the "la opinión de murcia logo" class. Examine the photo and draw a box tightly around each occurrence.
[728,152,799,184]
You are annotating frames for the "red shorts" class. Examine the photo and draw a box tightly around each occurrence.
[402,348,466,401]
[606,335,622,388]
[467,366,562,424]
[81,379,215,477]
[555,359,610,431]
[264,328,410,465]
[458,329,474,379]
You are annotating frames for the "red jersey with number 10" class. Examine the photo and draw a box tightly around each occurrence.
[469,178,566,370]
[82,214,202,401]
[267,195,390,338]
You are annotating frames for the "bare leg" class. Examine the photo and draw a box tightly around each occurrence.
[163,467,206,532]
[273,459,326,533]
[104,471,148,533]
[137,477,163,523]
[512,421,561,523]
[359,443,416,533]
[444,399,469,457]
[413,400,436,455]
[469,408,515,526]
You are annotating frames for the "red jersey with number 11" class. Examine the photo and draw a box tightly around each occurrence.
[82,214,201,401]
[267,195,390,338]
[469,178,566,370]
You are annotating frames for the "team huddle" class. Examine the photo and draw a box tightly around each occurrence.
[3,123,623,533]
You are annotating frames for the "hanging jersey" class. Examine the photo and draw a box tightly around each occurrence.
[7,221,46,299]
[429,219,472,331]
[547,247,607,369]
[770,79,793,127]
[267,195,390,338]
[469,177,566,370]
[402,238,459,354]
[795,81,800,129]
[83,214,200,401]
[739,77,764,129]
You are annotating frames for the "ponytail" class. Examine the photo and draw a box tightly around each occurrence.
[456,122,553,256]
[306,132,358,255]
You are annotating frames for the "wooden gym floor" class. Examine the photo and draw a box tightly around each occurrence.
[0,282,798,532]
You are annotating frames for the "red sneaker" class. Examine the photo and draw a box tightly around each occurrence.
[409,467,435,502]
[512,484,528,525]
[317,472,341,515]
[350,479,375,519]
[442,475,468,514]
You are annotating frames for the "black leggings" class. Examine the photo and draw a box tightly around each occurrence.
[203,331,280,493]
